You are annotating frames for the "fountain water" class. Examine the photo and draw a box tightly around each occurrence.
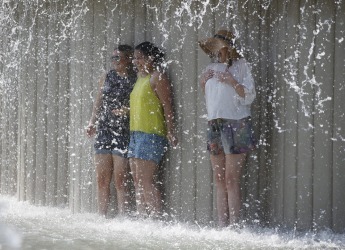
[2,195,345,249]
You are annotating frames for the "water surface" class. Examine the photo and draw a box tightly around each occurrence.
[1,196,344,250]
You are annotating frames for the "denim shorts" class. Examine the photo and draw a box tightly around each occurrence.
[128,131,168,164]
[207,117,256,155]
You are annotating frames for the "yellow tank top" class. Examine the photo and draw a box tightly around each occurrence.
[130,75,167,136]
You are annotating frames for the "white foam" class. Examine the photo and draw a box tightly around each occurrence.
[1,195,344,249]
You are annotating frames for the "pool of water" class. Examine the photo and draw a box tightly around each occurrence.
[1,195,344,250]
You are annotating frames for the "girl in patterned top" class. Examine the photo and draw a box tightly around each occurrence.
[86,45,136,216]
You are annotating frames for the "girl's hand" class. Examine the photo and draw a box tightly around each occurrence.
[111,108,128,116]
[86,124,96,137]
[214,71,245,97]
[214,71,236,84]
[167,131,178,147]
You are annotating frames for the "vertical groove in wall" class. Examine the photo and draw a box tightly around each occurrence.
[294,0,302,229]
[34,1,47,206]
[332,0,345,233]
[0,1,19,196]
[163,0,184,219]
[266,0,276,226]
[16,1,25,201]
[310,0,317,229]
[256,1,271,225]
[26,3,38,204]
[329,2,336,231]
[284,0,300,228]
[194,0,215,225]
[312,0,335,230]
[272,0,286,226]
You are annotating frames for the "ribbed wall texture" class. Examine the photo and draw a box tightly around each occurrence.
[0,0,344,232]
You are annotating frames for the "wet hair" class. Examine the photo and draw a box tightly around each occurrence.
[116,44,134,59]
[135,41,166,71]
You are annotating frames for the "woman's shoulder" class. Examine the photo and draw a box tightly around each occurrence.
[231,58,252,73]
[150,71,170,90]
[151,71,168,82]
[234,58,250,67]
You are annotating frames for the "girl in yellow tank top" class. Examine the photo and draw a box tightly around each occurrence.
[128,42,177,219]
[130,74,166,137]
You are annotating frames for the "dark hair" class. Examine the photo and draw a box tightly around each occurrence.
[135,41,166,70]
[116,44,134,59]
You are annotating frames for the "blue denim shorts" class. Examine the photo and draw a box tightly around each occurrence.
[207,117,256,155]
[128,131,168,164]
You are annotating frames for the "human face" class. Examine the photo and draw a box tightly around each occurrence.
[132,50,153,74]
[111,50,131,73]
[216,47,231,64]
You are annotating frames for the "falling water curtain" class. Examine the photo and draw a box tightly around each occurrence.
[0,0,344,232]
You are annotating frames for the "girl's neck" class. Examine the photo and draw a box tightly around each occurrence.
[227,57,239,66]
[138,72,150,78]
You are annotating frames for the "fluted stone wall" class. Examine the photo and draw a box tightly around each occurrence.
[0,0,344,232]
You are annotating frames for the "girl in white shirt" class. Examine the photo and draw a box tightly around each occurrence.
[199,30,256,227]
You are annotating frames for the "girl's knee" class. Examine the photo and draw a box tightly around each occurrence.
[213,173,226,190]
[225,175,240,189]
[141,179,154,191]
[114,175,129,190]
[97,177,111,189]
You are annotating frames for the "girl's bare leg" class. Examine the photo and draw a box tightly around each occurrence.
[112,155,130,215]
[95,154,113,216]
[225,153,246,225]
[131,158,162,217]
[130,158,147,216]
[210,152,228,227]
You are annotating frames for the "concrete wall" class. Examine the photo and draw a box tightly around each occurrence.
[0,0,344,232]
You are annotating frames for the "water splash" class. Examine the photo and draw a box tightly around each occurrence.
[1,195,345,250]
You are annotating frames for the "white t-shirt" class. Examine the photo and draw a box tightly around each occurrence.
[204,58,256,121]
